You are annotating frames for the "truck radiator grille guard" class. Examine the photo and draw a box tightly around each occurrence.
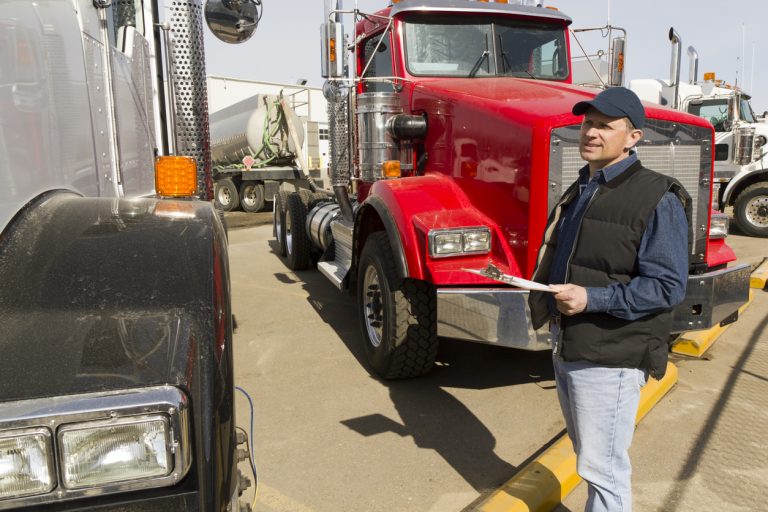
[169,0,212,199]
[549,120,711,266]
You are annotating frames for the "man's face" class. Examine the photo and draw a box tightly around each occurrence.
[578,108,643,170]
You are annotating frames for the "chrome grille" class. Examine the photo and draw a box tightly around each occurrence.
[169,0,211,199]
[549,119,711,265]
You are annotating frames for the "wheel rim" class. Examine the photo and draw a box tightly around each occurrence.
[362,265,384,348]
[745,195,768,228]
[285,207,293,255]
[218,187,232,206]
[242,185,256,207]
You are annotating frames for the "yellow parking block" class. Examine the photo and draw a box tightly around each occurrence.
[474,362,678,512]
[672,290,755,357]
[750,258,768,289]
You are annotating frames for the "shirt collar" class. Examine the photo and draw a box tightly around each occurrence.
[578,151,638,184]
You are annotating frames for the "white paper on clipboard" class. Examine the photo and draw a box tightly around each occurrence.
[463,266,556,293]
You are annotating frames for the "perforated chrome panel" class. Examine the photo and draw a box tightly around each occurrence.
[169,0,211,199]
[329,96,351,186]
[549,119,711,264]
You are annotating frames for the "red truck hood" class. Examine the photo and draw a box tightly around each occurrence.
[410,77,713,129]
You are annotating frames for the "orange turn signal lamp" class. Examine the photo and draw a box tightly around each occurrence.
[382,160,402,178]
[703,72,716,82]
[155,156,197,197]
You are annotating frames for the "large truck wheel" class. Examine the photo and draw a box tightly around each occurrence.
[734,183,768,237]
[214,178,239,212]
[285,192,312,270]
[357,232,438,379]
[240,181,265,212]
[274,190,290,256]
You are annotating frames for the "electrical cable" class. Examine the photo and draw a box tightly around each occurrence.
[235,386,258,509]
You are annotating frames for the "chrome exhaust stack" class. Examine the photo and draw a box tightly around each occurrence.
[669,27,682,109]
[687,45,699,84]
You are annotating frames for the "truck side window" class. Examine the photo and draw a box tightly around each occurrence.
[361,31,394,93]
[687,100,728,132]
[106,0,145,51]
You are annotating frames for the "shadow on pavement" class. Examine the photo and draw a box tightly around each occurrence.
[660,307,768,510]
[269,251,560,495]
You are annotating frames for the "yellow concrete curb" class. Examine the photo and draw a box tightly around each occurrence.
[672,289,755,357]
[474,362,678,512]
[750,258,768,289]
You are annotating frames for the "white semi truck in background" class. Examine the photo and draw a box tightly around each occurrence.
[629,28,768,237]
[0,0,260,510]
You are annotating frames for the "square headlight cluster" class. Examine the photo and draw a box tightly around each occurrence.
[428,227,491,258]
[0,416,171,502]
[0,387,189,508]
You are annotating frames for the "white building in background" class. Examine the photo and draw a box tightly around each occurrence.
[206,76,330,173]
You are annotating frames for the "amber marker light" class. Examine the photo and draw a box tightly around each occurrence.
[703,72,716,81]
[382,160,402,178]
[329,38,337,63]
[155,156,197,197]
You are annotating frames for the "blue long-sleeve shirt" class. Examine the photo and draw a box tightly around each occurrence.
[547,153,689,320]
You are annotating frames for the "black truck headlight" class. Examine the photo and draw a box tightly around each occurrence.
[0,428,55,499]
[429,227,491,258]
[59,415,171,489]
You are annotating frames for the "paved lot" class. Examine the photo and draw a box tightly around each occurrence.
[226,211,766,512]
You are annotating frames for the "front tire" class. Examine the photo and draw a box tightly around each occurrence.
[357,232,438,379]
[240,181,265,213]
[214,178,239,212]
[734,183,768,237]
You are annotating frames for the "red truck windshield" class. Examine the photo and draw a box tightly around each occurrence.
[403,14,568,80]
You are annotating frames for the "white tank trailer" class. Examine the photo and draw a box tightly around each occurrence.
[209,93,321,212]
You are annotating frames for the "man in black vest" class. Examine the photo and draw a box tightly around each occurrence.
[529,87,690,512]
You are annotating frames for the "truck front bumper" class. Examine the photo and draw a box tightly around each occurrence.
[436,263,752,350]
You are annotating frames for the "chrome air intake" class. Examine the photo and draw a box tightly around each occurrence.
[550,119,711,265]
[356,92,413,182]
[733,126,756,165]
[169,0,212,200]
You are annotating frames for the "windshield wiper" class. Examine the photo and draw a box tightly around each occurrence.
[497,34,536,80]
[469,50,490,78]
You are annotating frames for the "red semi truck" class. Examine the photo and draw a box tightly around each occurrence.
[273,0,751,379]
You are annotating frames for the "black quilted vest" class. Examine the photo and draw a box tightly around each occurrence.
[546,161,689,378]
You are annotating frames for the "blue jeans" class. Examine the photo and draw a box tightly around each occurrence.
[553,356,647,512]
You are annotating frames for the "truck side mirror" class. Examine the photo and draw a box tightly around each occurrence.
[204,0,260,44]
[321,22,345,78]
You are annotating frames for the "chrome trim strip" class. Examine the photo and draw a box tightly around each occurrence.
[0,386,191,510]
[437,288,551,350]
[390,0,572,24]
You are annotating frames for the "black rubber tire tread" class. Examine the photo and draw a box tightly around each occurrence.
[214,178,239,212]
[285,192,312,270]
[274,190,290,256]
[357,231,438,379]
[239,181,265,213]
[734,183,768,237]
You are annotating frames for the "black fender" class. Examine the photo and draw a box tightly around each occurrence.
[0,192,235,511]
[353,195,409,285]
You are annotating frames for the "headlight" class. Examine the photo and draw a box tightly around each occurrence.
[59,415,171,489]
[709,213,729,239]
[0,428,54,499]
[711,183,721,210]
[429,227,491,258]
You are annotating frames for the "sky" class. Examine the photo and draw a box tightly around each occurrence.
[203,0,768,113]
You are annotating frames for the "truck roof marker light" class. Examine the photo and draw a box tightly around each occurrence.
[495,0,510,3]
[703,72,716,82]
[545,6,559,10]
[155,156,198,197]
[383,160,402,178]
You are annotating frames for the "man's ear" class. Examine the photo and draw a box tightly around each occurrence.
[626,128,644,150]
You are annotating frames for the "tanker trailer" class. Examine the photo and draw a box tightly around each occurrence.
[210,93,323,211]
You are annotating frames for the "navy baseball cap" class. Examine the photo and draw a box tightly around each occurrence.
[572,87,646,129]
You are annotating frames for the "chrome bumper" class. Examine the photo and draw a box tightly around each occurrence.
[671,263,752,332]
[436,288,551,351]
[436,263,751,349]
